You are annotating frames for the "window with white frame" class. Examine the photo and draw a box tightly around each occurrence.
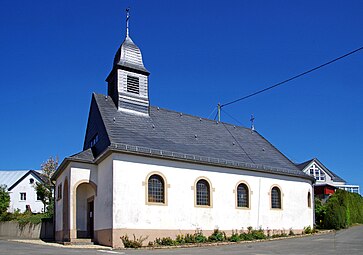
[307,163,326,181]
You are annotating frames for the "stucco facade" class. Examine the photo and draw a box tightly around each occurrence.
[54,153,313,248]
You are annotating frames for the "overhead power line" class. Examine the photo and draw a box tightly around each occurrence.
[221,45,363,108]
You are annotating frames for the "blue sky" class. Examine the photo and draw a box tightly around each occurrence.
[0,1,362,192]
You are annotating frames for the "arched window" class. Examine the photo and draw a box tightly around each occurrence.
[237,183,249,208]
[148,174,165,203]
[271,186,282,209]
[308,192,311,208]
[196,179,210,206]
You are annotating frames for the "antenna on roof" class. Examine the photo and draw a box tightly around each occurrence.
[126,7,130,37]
[217,103,221,122]
[250,114,255,132]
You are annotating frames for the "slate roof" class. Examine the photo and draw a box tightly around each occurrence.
[296,158,346,183]
[64,93,314,181]
[113,36,149,75]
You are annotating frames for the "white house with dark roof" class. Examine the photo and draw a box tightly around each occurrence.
[296,158,360,198]
[52,12,315,248]
[0,170,44,213]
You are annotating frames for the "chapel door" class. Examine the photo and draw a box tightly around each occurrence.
[87,200,94,239]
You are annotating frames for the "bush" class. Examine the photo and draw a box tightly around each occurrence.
[315,190,363,230]
[208,229,226,242]
[194,230,207,243]
[175,234,186,245]
[303,226,314,234]
[155,237,175,246]
[121,234,148,248]
[239,232,254,241]
[251,229,267,240]
[0,185,10,214]
[228,230,241,242]
[184,233,196,243]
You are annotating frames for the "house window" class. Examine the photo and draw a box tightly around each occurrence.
[237,183,249,208]
[29,178,34,184]
[271,186,281,209]
[308,192,311,208]
[57,183,62,200]
[20,192,26,201]
[196,179,211,206]
[37,192,42,201]
[90,134,99,147]
[148,174,165,203]
[308,163,326,181]
[127,75,139,94]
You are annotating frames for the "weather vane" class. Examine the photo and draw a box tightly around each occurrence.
[126,8,130,37]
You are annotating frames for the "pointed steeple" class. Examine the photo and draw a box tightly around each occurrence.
[106,9,150,116]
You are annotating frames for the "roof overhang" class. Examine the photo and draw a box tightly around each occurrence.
[53,143,315,183]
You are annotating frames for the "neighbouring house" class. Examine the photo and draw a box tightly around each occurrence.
[296,158,360,199]
[51,13,315,248]
[0,170,44,213]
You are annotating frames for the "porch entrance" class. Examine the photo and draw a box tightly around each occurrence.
[75,182,96,239]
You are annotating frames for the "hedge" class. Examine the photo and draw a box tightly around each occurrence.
[317,190,363,230]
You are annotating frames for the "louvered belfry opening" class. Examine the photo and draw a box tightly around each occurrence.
[127,75,140,94]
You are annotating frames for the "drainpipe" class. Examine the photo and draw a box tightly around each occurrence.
[257,178,261,228]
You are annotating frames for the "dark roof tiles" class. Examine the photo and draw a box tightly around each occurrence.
[87,93,311,180]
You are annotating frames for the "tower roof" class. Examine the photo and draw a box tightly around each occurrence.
[112,9,149,75]
[113,36,149,74]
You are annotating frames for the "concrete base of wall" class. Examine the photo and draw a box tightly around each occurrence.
[0,221,54,240]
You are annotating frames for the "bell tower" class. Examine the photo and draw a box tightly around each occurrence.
[106,8,150,115]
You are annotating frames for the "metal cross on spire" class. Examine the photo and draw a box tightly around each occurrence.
[126,8,130,37]
[250,114,255,132]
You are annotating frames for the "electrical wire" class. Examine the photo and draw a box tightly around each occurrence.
[221,45,363,108]
[221,109,243,126]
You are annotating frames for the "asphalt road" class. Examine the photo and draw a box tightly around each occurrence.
[1,225,362,255]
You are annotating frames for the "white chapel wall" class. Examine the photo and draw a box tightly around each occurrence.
[111,153,313,232]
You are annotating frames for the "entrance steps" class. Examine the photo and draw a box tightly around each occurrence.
[64,238,94,245]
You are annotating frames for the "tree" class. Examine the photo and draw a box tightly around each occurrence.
[0,185,10,214]
[35,156,58,216]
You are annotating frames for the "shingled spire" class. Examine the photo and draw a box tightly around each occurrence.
[106,8,150,116]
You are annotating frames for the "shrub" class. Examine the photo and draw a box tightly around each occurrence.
[228,230,241,242]
[0,185,10,214]
[155,237,175,246]
[208,229,226,242]
[175,234,186,245]
[194,230,207,243]
[316,190,363,230]
[239,232,254,241]
[251,228,267,240]
[121,234,148,248]
[184,233,196,243]
[303,226,314,234]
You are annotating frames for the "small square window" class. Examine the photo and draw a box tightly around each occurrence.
[20,192,26,201]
